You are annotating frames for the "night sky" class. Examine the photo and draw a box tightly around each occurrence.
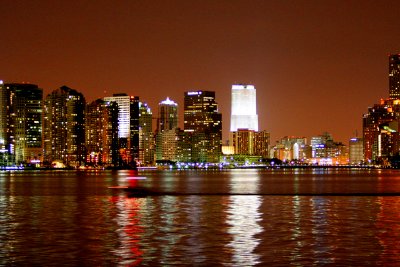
[2,0,400,143]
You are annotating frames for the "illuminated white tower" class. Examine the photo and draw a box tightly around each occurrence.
[104,94,131,138]
[230,84,258,131]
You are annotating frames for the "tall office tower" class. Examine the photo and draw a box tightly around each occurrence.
[389,54,400,99]
[139,102,154,165]
[184,90,222,163]
[103,101,119,166]
[85,99,119,165]
[0,82,42,164]
[104,94,131,139]
[86,99,103,163]
[129,96,140,164]
[157,97,178,132]
[43,86,85,167]
[230,84,258,132]
[155,98,178,161]
[103,94,140,166]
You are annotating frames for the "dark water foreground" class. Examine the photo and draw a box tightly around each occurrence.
[1,169,400,266]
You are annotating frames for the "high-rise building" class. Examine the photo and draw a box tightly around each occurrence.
[389,54,400,99]
[103,94,140,166]
[104,94,131,139]
[103,101,119,166]
[155,98,178,162]
[139,102,154,165]
[230,84,258,132]
[85,99,119,166]
[184,90,222,163]
[157,97,178,132]
[43,86,85,167]
[0,82,42,164]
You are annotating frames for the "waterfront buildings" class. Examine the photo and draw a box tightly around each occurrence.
[309,132,347,164]
[0,82,42,164]
[272,136,308,161]
[184,91,222,163]
[230,84,258,132]
[43,86,85,167]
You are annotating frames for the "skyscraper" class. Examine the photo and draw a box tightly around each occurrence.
[139,102,154,165]
[157,97,178,132]
[389,54,400,99]
[156,97,178,162]
[230,84,258,132]
[103,94,140,166]
[43,86,85,167]
[104,94,131,139]
[184,90,222,163]
[85,99,119,166]
[0,82,42,164]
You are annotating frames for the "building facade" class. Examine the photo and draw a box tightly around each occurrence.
[157,97,178,132]
[103,94,139,166]
[85,99,119,166]
[43,86,85,167]
[139,102,154,165]
[349,137,364,164]
[230,84,258,132]
[156,98,178,162]
[0,82,42,165]
[184,91,222,163]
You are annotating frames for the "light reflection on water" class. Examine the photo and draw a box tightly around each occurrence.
[1,169,400,265]
[227,196,262,266]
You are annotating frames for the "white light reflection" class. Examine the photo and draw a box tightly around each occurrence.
[226,195,263,265]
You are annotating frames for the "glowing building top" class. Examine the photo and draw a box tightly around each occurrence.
[158,97,178,132]
[230,84,259,132]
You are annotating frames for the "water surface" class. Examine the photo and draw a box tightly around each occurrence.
[1,169,400,265]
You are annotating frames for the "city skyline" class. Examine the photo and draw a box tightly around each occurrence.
[1,1,400,143]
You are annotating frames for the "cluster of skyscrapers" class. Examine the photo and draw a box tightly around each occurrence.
[1,54,399,168]
[0,83,229,168]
